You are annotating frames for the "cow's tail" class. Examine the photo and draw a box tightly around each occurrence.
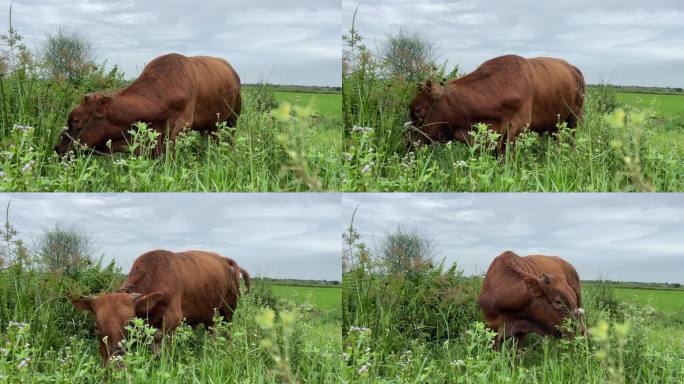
[226,257,251,294]
[573,65,586,107]
[240,267,251,294]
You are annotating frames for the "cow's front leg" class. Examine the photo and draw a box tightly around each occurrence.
[497,118,528,158]
[153,308,182,353]
[152,329,163,354]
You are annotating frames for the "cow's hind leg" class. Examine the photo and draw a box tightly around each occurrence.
[219,297,238,323]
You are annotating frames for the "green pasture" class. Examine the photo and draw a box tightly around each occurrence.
[615,91,684,117]
[272,285,342,312]
[274,91,342,119]
[611,287,684,313]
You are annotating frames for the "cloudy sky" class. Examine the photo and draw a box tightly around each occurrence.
[2,193,341,281]
[343,194,684,284]
[8,0,341,86]
[343,0,684,87]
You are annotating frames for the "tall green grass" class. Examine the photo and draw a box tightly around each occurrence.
[342,228,684,383]
[0,73,341,192]
[342,63,684,192]
[0,265,341,383]
[0,213,341,383]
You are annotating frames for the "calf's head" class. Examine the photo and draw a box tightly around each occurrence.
[408,80,450,145]
[55,93,125,155]
[524,273,585,335]
[70,292,163,364]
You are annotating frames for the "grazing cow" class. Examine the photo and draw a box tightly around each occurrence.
[477,250,584,348]
[408,55,585,149]
[55,53,241,155]
[70,249,250,364]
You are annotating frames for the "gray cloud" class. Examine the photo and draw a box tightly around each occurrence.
[343,193,684,284]
[343,0,684,87]
[2,193,342,281]
[8,0,341,86]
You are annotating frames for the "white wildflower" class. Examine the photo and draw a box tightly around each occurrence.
[360,162,374,174]
[357,363,370,374]
[21,161,34,173]
[12,124,33,131]
[17,357,31,369]
[450,359,465,367]
[352,125,374,134]
[349,326,371,333]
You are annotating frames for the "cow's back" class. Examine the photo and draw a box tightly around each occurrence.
[443,55,584,136]
[117,53,240,129]
[478,251,533,315]
[479,252,581,316]
[124,250,236,324]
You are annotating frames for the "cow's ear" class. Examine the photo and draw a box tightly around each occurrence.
[134,292,164,314]
[424,80,433,93]
[523,276,544,298]
[71,296,94,312]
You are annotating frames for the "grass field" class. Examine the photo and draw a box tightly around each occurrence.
[342,225,684,384]
[615,91,684,117]
[272,284,342,312]
[274,91,342,119]
[342,60,684,191]
[0,269,341,383]
[0,74,342,192]
[0,208,340,383]
[344,273,684,383]
[611,287,684,313]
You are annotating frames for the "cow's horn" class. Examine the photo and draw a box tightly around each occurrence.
[129,292,141,301]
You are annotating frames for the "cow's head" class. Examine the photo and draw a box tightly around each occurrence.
[523,273,585,335]
[407,80,450,145]
[70,292,163,364]
[55,93,125,155]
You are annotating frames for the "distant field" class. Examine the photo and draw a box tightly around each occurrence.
[616,91,684,117]
[612,287,684,313]
[274,90,342,119]
[272,284,342,312]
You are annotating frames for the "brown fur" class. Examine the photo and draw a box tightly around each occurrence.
[70,249,250,364]
[55,53,241,155]
[477,250,583,348]
[408,55,585,148]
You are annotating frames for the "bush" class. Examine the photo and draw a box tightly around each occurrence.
[250,84,279,112]
[39,28,96,84]
[344,261,481,349]
[589,84,619,114]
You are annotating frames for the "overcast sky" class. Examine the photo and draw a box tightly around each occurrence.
[343,194,684,284]
[7,0,341,86]
[2,193,341,281]
[343,0,684,88]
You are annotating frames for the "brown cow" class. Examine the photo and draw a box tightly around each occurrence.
[408,55,585,150]
[70,249,250,364]
[477,250,584,349]
[55,53,241,155]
